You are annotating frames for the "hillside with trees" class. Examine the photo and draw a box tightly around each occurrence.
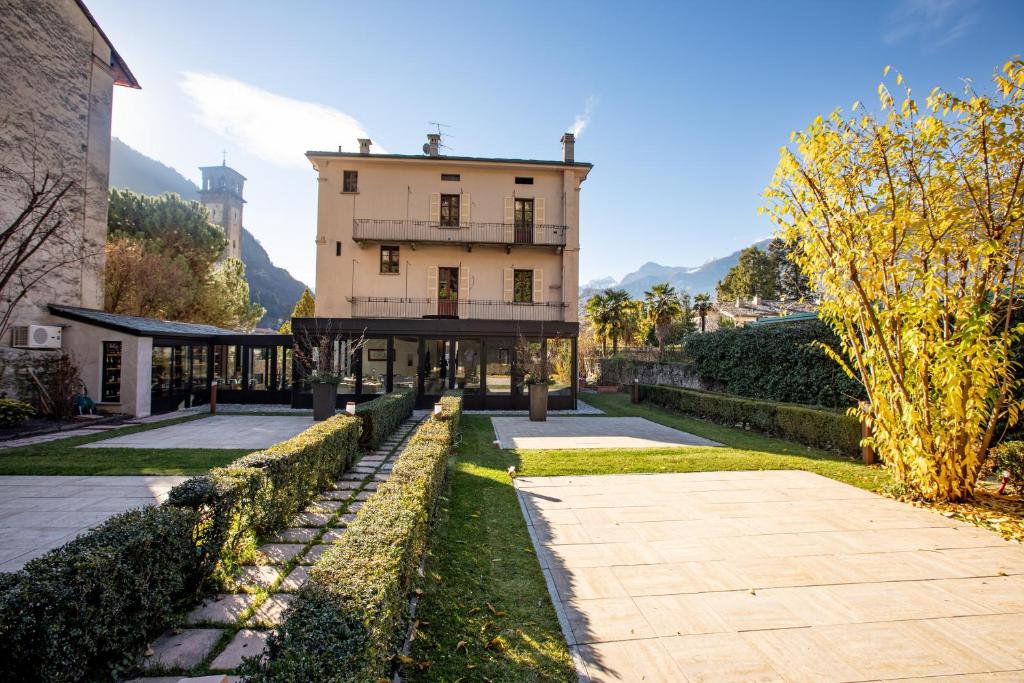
[109,138,309,328]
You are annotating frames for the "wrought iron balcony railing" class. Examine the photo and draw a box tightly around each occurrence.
[348,297,567,321]
[353,219,567,247]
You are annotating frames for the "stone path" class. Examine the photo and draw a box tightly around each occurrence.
[516,470,1024,682]
[0,475,187,572]
[80,416,315,450]
[492,416,721,450]
[126,412,426,682]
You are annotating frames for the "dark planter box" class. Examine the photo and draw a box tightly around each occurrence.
[529,384,548,421]
[312,382,338,421]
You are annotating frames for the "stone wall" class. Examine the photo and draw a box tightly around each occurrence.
[0,0,120,397]
[596,358,705,391]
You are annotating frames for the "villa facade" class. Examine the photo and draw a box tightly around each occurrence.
[296,133,592,409]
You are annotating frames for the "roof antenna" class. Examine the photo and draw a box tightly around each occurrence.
[428,121,455,152]
[222,149,227,166]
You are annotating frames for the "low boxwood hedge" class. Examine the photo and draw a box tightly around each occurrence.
[247,392,463,682]
[356,389,415,449]
[639,384,861,456]
[167,412,361,569]
[0,412,364,682]
[0,506,205,682]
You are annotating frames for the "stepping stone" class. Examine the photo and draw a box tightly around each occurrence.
[380,464,394,472]
[300,544,333,564]
[279,566,310,592]
[347,502,364,512]
[209,629,269,670]
[353,490,373,501]
[123,678,182,683]
[360,456,385,463]
[350,467,376,475]
[363,481,380,491]
[320,527,347,543]
[291,512,332,527]
[373,474,389,482]
[142,628,222,670]
[178,677,228,683]
[234,565,281,590]
[248,594,294,627]
[257,543,305,563]
[273,527,317,543]
[186,594,258,625]
[320,489,354,501]
[339,473,365,482]
[333,480,361,490]
[306,499,343,512]
[338,513,356,524]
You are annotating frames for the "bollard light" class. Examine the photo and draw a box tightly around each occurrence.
[345,401,356,415]
[434,402,443,416]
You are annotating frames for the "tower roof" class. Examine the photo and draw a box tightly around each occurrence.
[199,164,247,181]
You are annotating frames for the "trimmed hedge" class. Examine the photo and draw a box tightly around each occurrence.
[683,320,865,408]
[0,506,205,682]
[167,412,361,568]
[247,392,464,682]
[356,389,415,449]
[640,384,861,456]
[0,412,363,682]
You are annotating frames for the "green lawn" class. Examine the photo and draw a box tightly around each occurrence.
[409,394,891,680]
[0,415,246,475]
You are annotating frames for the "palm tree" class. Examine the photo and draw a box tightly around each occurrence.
[602,289,634,354]
[643,283,683,351]
[694,292,713,333]
[585,291,613,355]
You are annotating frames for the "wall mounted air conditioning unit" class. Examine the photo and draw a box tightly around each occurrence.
[11,325,62,349]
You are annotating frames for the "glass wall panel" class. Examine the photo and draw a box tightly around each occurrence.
[424,339,450,395]
[214,345,243,392]
[278,347,292,390]
[547,337,573,396]
[334,338,357,394]
[172,346,188,391]
[486,338,514,395]
[151,346,173,396]
[393,337,418,391]
[454,339,481,392]
[250,347,271,390]
[360,338,387,394]
[192,345,209,389]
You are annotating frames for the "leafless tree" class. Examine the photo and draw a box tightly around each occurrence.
[0,119,95,338]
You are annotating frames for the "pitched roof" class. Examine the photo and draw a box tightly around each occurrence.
[74,0,140,89]
[48,305,239,338]
[305,150,593,170]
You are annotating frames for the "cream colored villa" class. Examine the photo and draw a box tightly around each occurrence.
[298,133,592,410]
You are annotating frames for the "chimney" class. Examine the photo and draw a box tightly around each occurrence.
[358,138,372,155]
[561,132,575,163]
[426,133,440,157]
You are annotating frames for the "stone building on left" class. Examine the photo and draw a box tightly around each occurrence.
[0,0,140,409]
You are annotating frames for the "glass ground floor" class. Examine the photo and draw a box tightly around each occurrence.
[290,318,579,410]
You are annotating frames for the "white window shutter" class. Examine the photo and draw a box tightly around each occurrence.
[429,193,440,223]
[534,197,545,243]
[426,265,438,300]
[533,269,543,303]
[460,193,471,226]
[503,268,514,302]
[503,197,514,242]
[458,266,469,297]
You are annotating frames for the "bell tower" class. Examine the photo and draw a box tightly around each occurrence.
[198,161,246,261]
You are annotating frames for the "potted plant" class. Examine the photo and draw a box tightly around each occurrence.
[518,334,551,421]
[295,327,366,421]
[310,371,344,421]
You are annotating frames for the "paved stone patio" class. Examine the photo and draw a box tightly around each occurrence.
[0,475,187,571]
[80,415,314,450]
[516,470,1024,682]
[492,416,721,450]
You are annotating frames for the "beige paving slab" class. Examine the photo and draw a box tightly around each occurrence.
[80,415,314,449]
[516,470,1024,682]
[492,416,721,450]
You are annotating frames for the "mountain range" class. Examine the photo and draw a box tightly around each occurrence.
[580,238,771,301]
[108,138,309,329]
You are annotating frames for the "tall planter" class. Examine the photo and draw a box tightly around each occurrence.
[528,384,548,422]
[312,382,338,421]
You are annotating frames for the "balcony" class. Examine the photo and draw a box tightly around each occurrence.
[348,297,567,321]
[353,219,567,249]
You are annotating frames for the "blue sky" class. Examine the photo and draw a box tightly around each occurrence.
[88,0,1024,288]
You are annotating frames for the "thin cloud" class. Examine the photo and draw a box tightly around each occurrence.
[180,72,382,167]
[882,0,976,47]
[569,96,598,137]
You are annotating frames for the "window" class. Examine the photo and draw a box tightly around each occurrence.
[514,198,534,228]
[515,176,534,185]
[380,245,400,273]
[343,170,358,192]
[441,173,461,181]
[336,241,342,256]
[101,341,122,402]
[513,269,533,303]
[440,194,460,227]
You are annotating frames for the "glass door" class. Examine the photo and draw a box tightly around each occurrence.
[438,267,459,317]
[423,338,452,402]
